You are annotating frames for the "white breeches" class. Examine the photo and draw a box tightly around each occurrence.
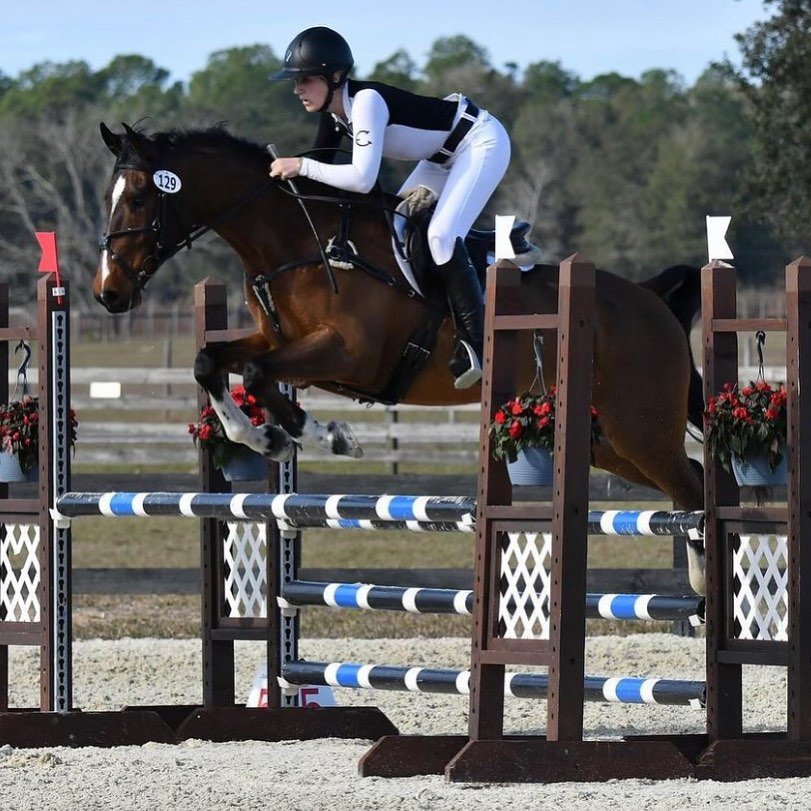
[398,112,511,265]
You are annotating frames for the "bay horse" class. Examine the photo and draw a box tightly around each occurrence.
[94,123,706,593]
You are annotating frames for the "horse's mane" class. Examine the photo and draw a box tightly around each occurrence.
[148,126,269,165]
[131,125,399,208]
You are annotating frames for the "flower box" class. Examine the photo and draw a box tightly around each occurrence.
[506,446,554,487]
[0,395,77,482]
[704,380,787,482]
[731,443,788,487]
[0,450,38,483]
[489,388,600,486]
[221,446,268,482]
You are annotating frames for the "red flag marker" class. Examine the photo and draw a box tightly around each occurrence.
[35,231,63,302]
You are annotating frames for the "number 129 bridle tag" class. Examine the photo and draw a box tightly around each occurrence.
[153,169,182,193]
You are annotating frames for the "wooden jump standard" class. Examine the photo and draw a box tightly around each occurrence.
[356,256,811,782]
[4,258,811,784]
[1,259,593,748]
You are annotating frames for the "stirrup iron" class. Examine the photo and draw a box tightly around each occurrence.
[451,340,482,389]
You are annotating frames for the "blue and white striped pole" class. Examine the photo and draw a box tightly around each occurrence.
[280,660,705,707]
[280,580,704,624]
[54,492,704,537]
[53,492,476,526]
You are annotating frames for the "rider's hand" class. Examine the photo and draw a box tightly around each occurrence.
[269,157,303,181]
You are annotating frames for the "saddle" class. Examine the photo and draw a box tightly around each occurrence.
[394,198,541,305]
[272,183,542,406]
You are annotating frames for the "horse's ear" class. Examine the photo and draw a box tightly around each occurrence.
[99,122,124,157]
[121,122,157,163]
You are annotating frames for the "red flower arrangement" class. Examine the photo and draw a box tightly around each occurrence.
[489,388,601,463]
[0,395,78,472]
[188,384,268,469]
[704,380,788,472]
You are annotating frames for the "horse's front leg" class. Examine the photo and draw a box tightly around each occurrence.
[193,332,297,462]
[242,327,363,458]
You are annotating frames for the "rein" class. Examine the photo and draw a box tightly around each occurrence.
[267,143,337,295]
[251,184,430,334]
[263,174,423,294]
[102,148,426,327]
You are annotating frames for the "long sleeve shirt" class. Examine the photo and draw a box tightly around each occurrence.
[299,79,462,194]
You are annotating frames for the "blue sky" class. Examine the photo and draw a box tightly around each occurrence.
[1,0,770,85]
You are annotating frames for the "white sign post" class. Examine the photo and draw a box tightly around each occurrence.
[247,664,337,708]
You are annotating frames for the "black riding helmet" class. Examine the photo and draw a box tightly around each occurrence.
[272,26,353,110]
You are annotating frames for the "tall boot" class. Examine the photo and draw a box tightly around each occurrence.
[435,237,484,389]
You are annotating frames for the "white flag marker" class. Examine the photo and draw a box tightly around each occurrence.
[706,215,733,263]
[495,215,516,260]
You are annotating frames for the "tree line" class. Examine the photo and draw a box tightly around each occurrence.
[0,1,808,312]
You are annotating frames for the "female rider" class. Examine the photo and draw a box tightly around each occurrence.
[269,26,511,389]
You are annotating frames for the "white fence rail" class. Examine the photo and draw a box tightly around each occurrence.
[8,367,716,467]
[29,368,480,467]
[9,365,788,388]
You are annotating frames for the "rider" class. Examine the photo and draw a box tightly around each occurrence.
[269,26,511,389]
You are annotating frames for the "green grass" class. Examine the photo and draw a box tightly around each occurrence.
[72,516,199,568]
[70,337,197,367]
[70,501,672,571]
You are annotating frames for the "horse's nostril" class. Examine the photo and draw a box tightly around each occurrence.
[97,288,125,313]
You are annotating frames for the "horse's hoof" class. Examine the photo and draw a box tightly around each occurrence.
[327,421,363,458]
[264,424,296,462]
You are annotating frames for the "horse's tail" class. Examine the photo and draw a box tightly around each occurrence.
[640,265,704,432]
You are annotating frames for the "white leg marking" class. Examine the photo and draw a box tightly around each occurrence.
[299,412,362,458]
[300,413,332,448]
[208,391,266,451]
[207,390,294,461]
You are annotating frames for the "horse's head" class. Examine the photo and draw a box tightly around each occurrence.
[95,123,194,313]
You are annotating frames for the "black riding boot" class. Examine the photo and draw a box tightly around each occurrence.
[436,237,484,389]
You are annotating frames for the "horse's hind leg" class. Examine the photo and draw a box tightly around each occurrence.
[647,454,706,596]
[617,444,706,596]
[592,441,667,494]
[594,406,706,594]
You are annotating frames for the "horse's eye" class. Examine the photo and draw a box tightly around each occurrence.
[131,197,147,209]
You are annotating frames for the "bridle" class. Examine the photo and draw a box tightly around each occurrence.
[98,145,423,306]
[99,169,176,291]
[98,160,274,292]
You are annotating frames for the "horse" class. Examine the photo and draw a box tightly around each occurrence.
[93,123,706,594]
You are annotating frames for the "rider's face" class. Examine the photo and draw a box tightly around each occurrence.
[293,76,329,112]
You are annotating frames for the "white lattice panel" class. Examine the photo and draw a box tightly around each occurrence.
[0,522,40,623]
[223,521,267,618]
[732,533,788,641]
[499,530,552,639]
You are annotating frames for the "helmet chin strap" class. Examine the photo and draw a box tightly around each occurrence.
[318,74,346,112]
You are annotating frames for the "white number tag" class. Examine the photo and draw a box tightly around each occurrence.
[153,169,182,193]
